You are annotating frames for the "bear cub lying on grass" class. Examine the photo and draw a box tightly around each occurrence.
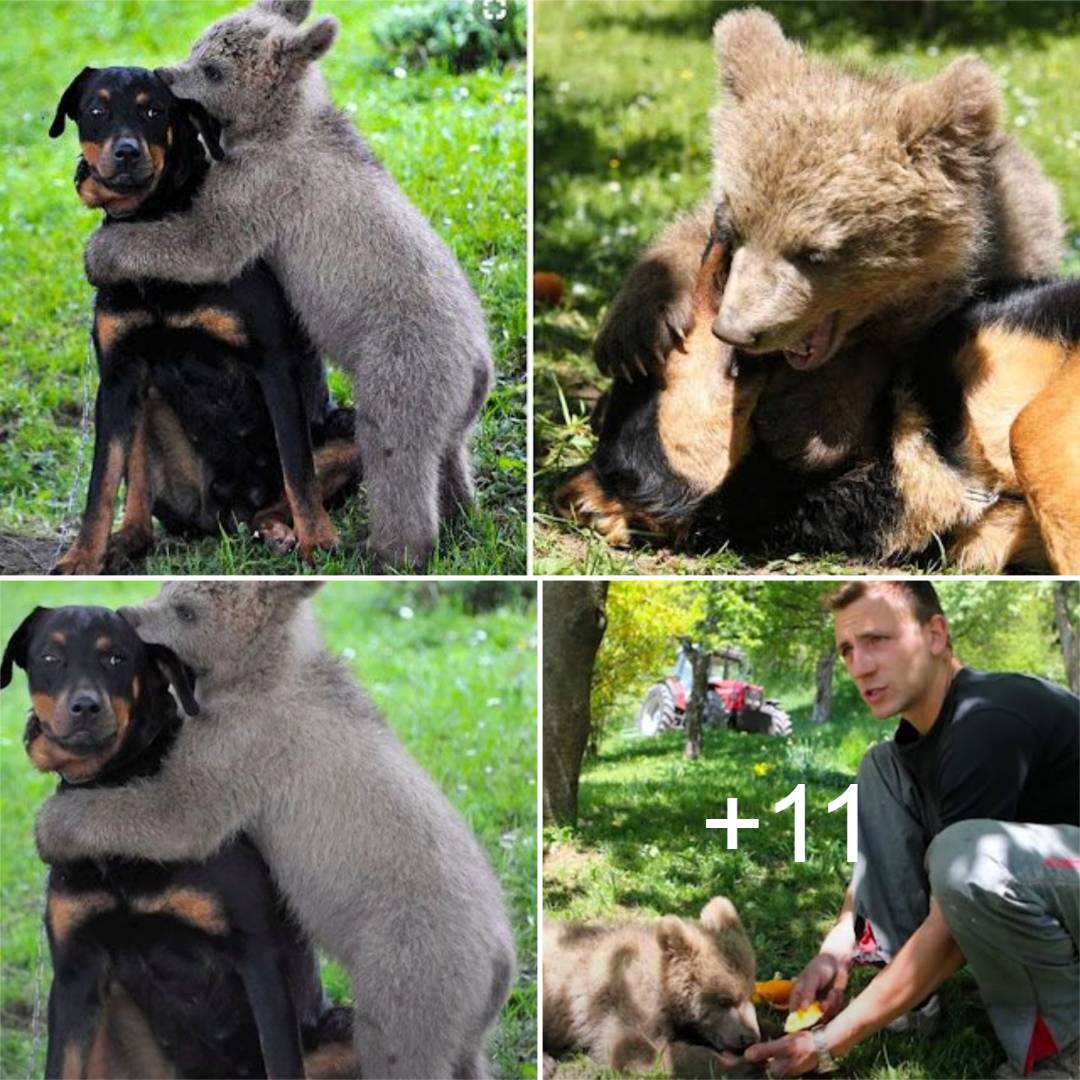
[544,896,762,1078]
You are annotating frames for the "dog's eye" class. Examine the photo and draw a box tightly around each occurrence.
[201,62,224,83]
[88,105,107,117]
[41,653,62,665]
[144,105,162,119]
[174,604,196,623]
[106,653,126,667]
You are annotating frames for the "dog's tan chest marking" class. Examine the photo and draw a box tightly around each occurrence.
[164,307,249,348]
[48,891,117,946]
[94,311,154,353]
[132,887,229,935]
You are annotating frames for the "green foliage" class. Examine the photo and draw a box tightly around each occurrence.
[372,0,526,73]
[591,581,1065,729]
[937,581,1065,681]
[0,0,526,574]
[592,582,704,730]
[0,581,537,1078]
[533,0,1080,573]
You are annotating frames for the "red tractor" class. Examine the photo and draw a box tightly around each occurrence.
[637,644,791,737]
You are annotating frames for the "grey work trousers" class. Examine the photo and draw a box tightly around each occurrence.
[853,742,1080,1068]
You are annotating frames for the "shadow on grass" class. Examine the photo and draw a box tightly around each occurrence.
[582,0,1079,53]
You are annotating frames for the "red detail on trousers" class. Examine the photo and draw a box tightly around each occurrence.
[856,920,878,953]
[1043,857,1080,869]
[1023,1012,1060,1076]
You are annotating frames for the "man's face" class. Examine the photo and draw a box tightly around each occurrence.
[833,588,948,722]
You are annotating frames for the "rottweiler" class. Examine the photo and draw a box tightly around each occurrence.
[555,218,1080,573]
[48,66,360,575]
[1,606,356,1080]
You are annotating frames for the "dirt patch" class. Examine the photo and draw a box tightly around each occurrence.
[0,533,63,574]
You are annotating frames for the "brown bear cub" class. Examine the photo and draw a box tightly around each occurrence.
[565,8,1078,572]
[597,8,1062,386]
[544,896,761,1078]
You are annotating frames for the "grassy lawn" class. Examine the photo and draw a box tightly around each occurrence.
[0,581,538,1078]
[0,0,526,575]
[533,0,1080,576]
[543,680,1000,1079]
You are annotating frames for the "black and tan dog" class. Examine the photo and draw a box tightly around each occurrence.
[49,67,360,575]
[556,223,1080,573]
[1,605,356,1079]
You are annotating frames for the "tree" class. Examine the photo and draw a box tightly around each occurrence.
[811,644,838,724]
[1053,582,1079,694]
[591,582,703,735]
[542,581,608,825]
[751,582,837,722]
[680,638,709,760]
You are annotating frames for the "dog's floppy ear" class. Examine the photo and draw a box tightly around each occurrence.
[2,607,48,687]
[177,98,225,162]
[148,643,200,717]
[50,67,98,138]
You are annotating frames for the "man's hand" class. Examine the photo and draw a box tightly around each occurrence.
[744,1030,818,1079]
[790,952,849,1019]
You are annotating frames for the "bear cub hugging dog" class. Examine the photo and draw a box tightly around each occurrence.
[544,896,762,1078]
[83,0,494,571]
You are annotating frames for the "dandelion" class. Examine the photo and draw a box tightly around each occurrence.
[608,157,621,170]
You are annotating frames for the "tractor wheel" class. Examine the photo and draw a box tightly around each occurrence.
[638,684,676,736]
[763,703,792,737]
[704,692,727,729]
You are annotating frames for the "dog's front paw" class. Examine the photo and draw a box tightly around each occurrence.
[52,544,106,576]
[34,796,83,863]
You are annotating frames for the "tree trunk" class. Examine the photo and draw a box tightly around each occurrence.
[811,644,837,724]
[1054,582,1079,695]
[542,581,608,825]
[684,642,709,760]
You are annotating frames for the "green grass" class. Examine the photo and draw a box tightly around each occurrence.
[543,679,1000,1079]
[0,0,526,575]
[533,0,1080,576]
[0,581,538,1078]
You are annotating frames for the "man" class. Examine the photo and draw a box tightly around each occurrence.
[747,582,1079,1079]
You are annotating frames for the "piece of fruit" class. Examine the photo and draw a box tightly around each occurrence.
[753,979,794,1007]
[784,1002,825,1033]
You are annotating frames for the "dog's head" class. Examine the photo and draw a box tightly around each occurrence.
[2,605,198,784]
[50,66,223,219]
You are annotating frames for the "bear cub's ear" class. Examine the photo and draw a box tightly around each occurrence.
[253,0,312,24]
[713,9,802,102]
[278,16,338,73]
[896,55,1001,150]
[700,895,742,933]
